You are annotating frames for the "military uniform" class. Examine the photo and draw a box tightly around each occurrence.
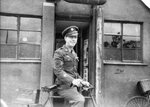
[54,45,81,88]
[53,26,85,107]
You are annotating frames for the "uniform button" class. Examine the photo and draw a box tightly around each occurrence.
[74,66,77,70]
[63,73,67,77]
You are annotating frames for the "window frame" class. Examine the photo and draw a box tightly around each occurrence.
[103,20,143,63]
[0,13,42,61]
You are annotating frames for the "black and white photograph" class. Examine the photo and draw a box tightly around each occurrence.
[0,0,150,107]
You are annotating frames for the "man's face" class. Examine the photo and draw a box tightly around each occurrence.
[64,33,78,47]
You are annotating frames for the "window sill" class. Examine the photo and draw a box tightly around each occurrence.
[0,59,41,63]
[103,60,148,66]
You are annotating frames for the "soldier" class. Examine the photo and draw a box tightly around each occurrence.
[53,26,90,107]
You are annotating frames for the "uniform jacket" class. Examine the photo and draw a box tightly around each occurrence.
[53,45,82,89]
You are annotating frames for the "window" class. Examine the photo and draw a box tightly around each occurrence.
[103,21,142,62]
[0,15,42,60]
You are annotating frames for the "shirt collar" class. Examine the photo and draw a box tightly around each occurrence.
[63,45,74,53]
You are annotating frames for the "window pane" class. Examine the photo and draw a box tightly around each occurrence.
[123,24,140,36]
[0,45,17,58]
[19,44,40,58]
[20,18,41,31]
[8,31,18,44]
[104,23,121,35]
[104,35,121,48]
[0,30,18,44]
[123,36,141,48]
[0,16,17,29]
[19,31,41,44]
[104,49,121,60]
[123,49,142,61]
[0,30,7,44]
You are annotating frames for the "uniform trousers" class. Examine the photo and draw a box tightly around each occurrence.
[58,87,85,107]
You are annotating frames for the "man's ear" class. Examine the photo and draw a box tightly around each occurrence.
[64,36,67,40]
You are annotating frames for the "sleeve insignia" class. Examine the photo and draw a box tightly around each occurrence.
[55,60,63,69]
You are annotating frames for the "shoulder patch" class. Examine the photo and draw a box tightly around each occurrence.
[55,60,64,69]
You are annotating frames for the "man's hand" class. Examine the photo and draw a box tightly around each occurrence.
[72,79,83,87]
[81,81,90,87]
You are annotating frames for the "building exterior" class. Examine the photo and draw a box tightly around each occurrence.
[0,0,150,107]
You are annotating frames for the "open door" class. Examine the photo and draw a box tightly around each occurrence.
[53,20,94,106]
[55,20,90,77]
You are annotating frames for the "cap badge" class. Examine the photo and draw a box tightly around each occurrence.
[71,28,74,31]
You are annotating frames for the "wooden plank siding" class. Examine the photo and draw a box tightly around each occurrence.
[95,6,105,107]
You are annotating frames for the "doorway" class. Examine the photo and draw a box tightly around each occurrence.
[55,20,90,78]
[53,20,91,106]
